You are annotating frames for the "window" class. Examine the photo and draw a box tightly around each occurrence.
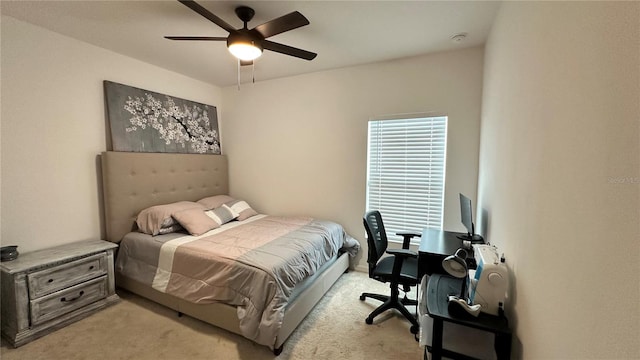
[366,115,448,244]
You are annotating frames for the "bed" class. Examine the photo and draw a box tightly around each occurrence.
[100,151,358,354]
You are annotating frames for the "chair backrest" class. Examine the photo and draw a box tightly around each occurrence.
[363,210,388,277]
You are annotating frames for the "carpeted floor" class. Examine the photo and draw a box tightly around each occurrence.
[0,270,424,360]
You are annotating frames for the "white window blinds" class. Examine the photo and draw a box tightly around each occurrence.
[366,116,448,244]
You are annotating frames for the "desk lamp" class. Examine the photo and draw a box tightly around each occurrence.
[442,248,481,317]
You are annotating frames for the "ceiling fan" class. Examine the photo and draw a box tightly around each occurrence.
[165,0,317,65]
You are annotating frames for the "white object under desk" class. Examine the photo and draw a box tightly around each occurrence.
[1,239,119,347]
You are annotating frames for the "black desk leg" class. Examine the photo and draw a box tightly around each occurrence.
[431,318,444,360]
[494,333,512,360]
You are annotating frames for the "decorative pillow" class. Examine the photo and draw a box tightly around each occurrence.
[205,204,239,226]
[136,201,204,235]
[197,195,235,210]
[225,199,258,221]
[172,208,219,236]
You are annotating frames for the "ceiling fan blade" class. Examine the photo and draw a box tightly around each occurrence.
[178,0,235,33]
[262,40,317,61]
[253,11,310,38]
[165,36,227,41]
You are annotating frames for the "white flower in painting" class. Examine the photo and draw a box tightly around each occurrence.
[124,93,220,153]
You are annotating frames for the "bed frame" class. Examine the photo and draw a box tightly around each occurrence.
[100,151,349,354]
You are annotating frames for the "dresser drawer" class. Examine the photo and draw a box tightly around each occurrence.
[27,253,107,298]
[30,275,108,325]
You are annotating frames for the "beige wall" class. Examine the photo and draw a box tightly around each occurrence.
[1,16,222,252]
[2,14,484,271]
[478,2,640,358]
[222,47,485,270]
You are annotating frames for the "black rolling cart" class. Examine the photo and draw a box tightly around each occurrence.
[424,274,512,360]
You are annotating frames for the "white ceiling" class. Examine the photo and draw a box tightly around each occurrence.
[1,0,501,87]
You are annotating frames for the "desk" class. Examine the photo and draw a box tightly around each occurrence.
[418,228,471,277]
[425,274,512,360]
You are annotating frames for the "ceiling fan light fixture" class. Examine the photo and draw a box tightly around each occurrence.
[227,32,263,61]
[228,42,262,61]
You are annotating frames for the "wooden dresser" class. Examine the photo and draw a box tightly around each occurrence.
[1,240,119,347]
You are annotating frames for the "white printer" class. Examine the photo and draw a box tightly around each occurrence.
[467,244,509,316]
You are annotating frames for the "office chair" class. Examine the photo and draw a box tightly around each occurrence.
[359,210,421,334]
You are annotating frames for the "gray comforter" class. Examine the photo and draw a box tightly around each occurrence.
[115,214,359,348]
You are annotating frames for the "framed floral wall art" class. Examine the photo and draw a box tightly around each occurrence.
[104,81,220,154]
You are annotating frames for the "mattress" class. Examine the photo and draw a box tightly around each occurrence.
[115,214,359,347]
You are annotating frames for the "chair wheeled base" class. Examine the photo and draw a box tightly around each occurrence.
[360,284,420,334]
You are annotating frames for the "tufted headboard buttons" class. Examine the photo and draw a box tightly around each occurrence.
[101,151,229,243]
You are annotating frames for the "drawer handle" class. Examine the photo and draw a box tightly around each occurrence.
[89,265,95,270]
[48,279,54,283]
[60,291,85,303]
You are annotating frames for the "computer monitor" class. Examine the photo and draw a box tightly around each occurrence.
[458,193,484,242]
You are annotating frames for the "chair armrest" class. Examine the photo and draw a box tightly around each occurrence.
[396,231,421,249]
[396,231,421,238]
[386,248,418,258]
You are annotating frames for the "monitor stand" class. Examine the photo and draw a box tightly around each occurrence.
[456,233,484,243]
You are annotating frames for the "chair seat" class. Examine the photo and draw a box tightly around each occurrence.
[372,256,419,286]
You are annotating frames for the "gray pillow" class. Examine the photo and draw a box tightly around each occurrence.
[157,224,184,235]
[205,204,239,226]
[225,200,258,221]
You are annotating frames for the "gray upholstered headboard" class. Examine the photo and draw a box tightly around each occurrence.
[101,151,228,243]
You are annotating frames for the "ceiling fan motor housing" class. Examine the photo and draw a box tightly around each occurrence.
[235,6,255,24]
[227,29,264,50]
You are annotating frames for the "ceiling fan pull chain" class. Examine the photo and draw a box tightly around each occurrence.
[237,58,241,91]
[252,62,255,84]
